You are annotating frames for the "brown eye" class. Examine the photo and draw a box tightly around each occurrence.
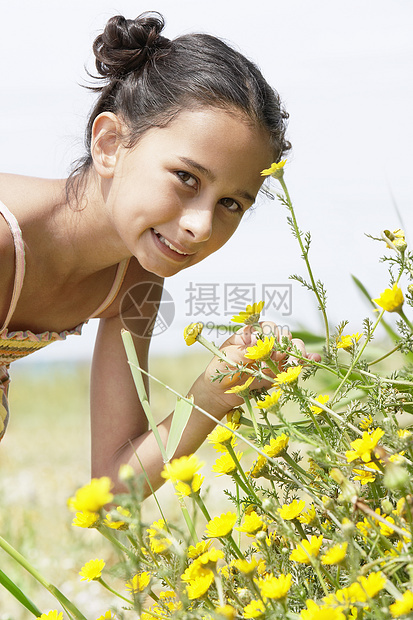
[220,197,242,212]
[176,171,198,189]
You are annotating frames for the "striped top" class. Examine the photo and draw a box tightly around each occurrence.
[0,200,129,366]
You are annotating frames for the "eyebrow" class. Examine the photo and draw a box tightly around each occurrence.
[177,156,256,205]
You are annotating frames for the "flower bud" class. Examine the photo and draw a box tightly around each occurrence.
[381,498,393,515]
[393,238,407,253]
[255,530,267,542]
[341,518,355,537]
[118,464,135,482]
[384,462,410,491]
[262,499,273,512]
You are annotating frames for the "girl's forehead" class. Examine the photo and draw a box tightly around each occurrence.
[136,106,273,166]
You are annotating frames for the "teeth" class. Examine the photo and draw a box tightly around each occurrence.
[154,230,188,255]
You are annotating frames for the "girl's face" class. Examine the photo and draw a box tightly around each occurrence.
[106,106,274,277]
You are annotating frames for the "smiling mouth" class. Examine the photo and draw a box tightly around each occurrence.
[152,229,190,256]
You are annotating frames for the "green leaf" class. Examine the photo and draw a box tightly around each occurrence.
[166,394,194,462]
[0,569,42,616]
[121,329,168,462]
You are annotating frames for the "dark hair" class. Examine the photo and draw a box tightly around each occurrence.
[67,12,290,200]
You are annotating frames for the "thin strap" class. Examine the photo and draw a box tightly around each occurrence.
[88,258,130,319]
[0,200,26,332]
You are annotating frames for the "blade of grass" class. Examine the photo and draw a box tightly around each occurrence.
[0,568,42,617]
[121,329,168,463]
[166,394,194,462]
[0,535,87,620]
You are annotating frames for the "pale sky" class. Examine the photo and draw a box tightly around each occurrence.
[1,0,412,362]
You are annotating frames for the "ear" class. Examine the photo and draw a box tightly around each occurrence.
[91,112,124,179]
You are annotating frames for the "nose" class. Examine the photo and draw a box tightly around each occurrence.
[180,202,214,243]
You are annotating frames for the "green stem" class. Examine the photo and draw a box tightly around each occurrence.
[194,493,212,522]
[99,578,134,605]
[226,444,260,504]
[98,527,137,561]
[398,308,413,332]
[279,176,330,351]
[282,452,314,481]
[178,496,199,545]
[369,342,403,365]
[0,535,87,620]
[243,397,260,436]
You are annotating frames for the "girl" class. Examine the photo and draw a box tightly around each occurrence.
[0,12,317,493]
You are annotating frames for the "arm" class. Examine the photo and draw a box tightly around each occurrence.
[91,312,319,495]
[90,312,238,495]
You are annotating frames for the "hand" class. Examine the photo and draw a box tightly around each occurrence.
[199,321,321,411]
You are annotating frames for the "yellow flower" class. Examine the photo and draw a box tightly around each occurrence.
[263,434,289,457]
[231,301,265,325]
[147,519,171,554]
[103,506,130,530]
[215,605,236,620]
[225,376,254,395]
[236,511,266,536]
[249,454,268,479]
[161,454,204,483]
[36,613,63,620]
[212,451,242,476]
[352,462,379,485]
[198,547,224,566]
[321,542,348,565]
[68,477,113,512]
[207,423,237,449]
[257,573,292,600]
[126,571,151,593]
[186,570,214,599]
[373,283,404,313]
[175,473,204,497]
[187,540,212,559]
[79,559,105,581]
[245,336,275,361]
[298,504,317,525]
[397,428,412,439]
[278,499,306,520]
[336,333,362,350]
[345,427,385,463]
[183,322,203,345]
[273,365,303,386]
[383,228,407,252]
[357,571,386,598]
[390,590,413,617]
[290,535,323,564]
[244,600,266,619]
[360,414,373,430]
[256,390,281,411]
[233,557,258,574]
[205,511,237,538]
[95,612,115,620]
[72,511,99,528]
[310,394,330,414]
[260,159,287,179]
[300,600,345,620]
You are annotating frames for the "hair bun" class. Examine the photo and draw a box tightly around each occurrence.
[93,12,170,79]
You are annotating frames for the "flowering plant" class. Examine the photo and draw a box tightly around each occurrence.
[2,164,413,619]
